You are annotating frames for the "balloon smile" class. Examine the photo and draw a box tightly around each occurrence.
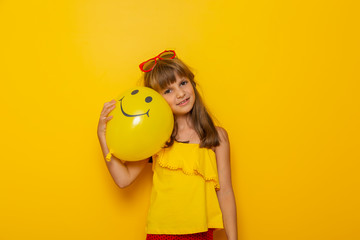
[119,97,150,117]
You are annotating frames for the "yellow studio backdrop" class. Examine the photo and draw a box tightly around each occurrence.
[0,0,359,239]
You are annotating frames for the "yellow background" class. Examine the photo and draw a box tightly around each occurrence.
[1,0,359,239]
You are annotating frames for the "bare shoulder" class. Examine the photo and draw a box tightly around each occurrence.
[216,126,229,145]
[214,126,230,158]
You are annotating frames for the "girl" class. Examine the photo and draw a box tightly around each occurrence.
[97,50,238,240]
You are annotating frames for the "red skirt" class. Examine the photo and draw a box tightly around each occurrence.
[146,229,214,240]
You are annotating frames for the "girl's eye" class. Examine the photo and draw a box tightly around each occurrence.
[164,89,171,94]
[180,80,188,86]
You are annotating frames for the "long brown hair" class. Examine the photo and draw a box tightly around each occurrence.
[143,58,220,148]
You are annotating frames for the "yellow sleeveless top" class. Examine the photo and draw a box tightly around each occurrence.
[145,141,224,234]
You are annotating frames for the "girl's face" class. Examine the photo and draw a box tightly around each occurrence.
[158,72,195,117]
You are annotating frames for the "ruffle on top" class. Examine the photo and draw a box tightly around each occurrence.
[154,141,220,190]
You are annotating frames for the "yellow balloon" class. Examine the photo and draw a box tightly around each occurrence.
[106,87,174,161]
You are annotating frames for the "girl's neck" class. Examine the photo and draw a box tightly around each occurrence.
[175,113,193,130]
[174,113,199,143]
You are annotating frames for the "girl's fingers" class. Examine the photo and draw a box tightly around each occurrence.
[103,99,116,105]
[103,101,116,109]
[101,104,116,117]
[102,101,116,110]
[106,104,116,113]
[100,100,116,119]
[106,115,113,122]
[107,99,116,105]
[105,101,117,109]
[104,116,113,123]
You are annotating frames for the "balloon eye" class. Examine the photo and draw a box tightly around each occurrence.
[145,96,152,103]
[131,90,139,95]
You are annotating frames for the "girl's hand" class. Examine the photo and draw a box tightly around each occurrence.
[97,99,117,139]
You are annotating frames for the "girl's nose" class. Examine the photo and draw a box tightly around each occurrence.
[176,89,185,98]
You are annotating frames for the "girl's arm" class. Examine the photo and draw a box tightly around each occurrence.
[98,134,149,188]
[215,127,238,240]
[98,100,149,189]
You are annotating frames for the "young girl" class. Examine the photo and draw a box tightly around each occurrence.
[97,50,238,240]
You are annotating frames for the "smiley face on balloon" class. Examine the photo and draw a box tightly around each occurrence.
[106,87,174,161]
[119,89,151,117]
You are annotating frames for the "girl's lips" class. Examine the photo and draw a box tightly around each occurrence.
[177,97,190,106]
